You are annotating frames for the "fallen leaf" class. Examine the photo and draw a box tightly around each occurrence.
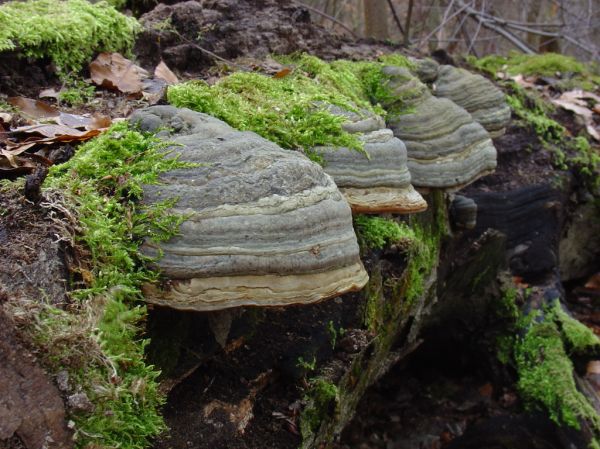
[587,360,600,375]
[90,52,148,95]
[585,273,600,291]
[552,95,600,141]
[56,112,111,130]
[0,112,12,123]
[273,68,292,79]
[8,97,59,119]
[511,74,538,90]
[39,88,60,100]
[154,60,179,85]
[478,382,494,398]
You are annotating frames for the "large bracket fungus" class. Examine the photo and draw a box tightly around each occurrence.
[314,106,427,214]
[382,66,497,190]
[433,65,511,137]
[130,106,368,311]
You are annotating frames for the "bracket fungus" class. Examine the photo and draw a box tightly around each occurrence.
[130,106,368,311]
[314,106,427,214]
[434,65,511,137]
[382,66,497,191]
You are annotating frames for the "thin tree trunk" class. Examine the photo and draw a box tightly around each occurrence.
[364,0,389,39]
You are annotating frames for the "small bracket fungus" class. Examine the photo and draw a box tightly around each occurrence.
[130,106,368,311]
[449,194,477,230]
[313,106,427,214]
[409,57,440,83]
[434,65,511,137]
[381,66,498,191]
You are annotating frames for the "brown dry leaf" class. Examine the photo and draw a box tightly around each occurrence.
[273,68,292,79]
[1,149,18,168]
[90,52,148,95]
[552,95,600,141]
[478,383,494,398]
[587,360,600,375]
[57,112,111,130]
[39,88,60,100]
[585,273,600,291]
[0,153,37,178]
[511,74,538,90]
[5,128,103,154]
[8,97,59,119]
[11,123,91,139]
[593,104,600,115]
[154,60,179,85]
[512,275,529,288]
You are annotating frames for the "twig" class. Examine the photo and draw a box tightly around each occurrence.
[419,1,472,47]
[172,30,249,70]
[293,1,357,37]
[386,0,405,37]
[457,1,536,54]
[404,0,414,46]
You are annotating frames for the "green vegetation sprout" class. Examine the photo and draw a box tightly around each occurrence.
[0,0,140,74]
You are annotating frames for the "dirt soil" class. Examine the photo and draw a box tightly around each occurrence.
[0,188,74,449]
[135,0,401,75]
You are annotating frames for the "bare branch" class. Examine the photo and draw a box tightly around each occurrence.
[386,0,405,37]
[404,0,415,46]
[293,1,357,37]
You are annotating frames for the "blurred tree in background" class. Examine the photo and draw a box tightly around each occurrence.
[302,0,599,61]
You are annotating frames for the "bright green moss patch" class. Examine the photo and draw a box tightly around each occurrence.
[506,85,565,142]
[0,0,140,74]
[354,215,439,304]
[551,303,600,357]
[515,312,600,432]
[468,52,585,77]
[354,215,414,250]
[167,55,412,164]
[300,379,339,440]
[26,122,195,448]
[496,293,600,436]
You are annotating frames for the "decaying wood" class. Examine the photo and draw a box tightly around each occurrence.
[0,308,72,449]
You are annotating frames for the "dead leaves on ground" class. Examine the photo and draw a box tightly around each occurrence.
[0,97,111,178]
[89,52,179,103]
[510,74,600,142]
[1,55,179,179]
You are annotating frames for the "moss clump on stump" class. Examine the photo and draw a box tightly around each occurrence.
[18,122,194,449]
[497,290,600,437]
[167,54,413,164]
[0,0,140,74]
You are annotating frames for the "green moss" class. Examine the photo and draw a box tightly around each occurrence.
[0,0,140,74]
[167,55,412,164]
[300,379,339,440]
[515,315,600,432]
[506,85,565,143]
[468,53,600,91]
[353,215,414,250]
[551,303,600,357]
[58,77,96,106]
[468,52,585,77]
[34,122,195,448]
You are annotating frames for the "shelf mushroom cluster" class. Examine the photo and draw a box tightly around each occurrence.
[132,61,509,311]
[383,66,499,191]
[131,106,368,311]
[314,105,428,214]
